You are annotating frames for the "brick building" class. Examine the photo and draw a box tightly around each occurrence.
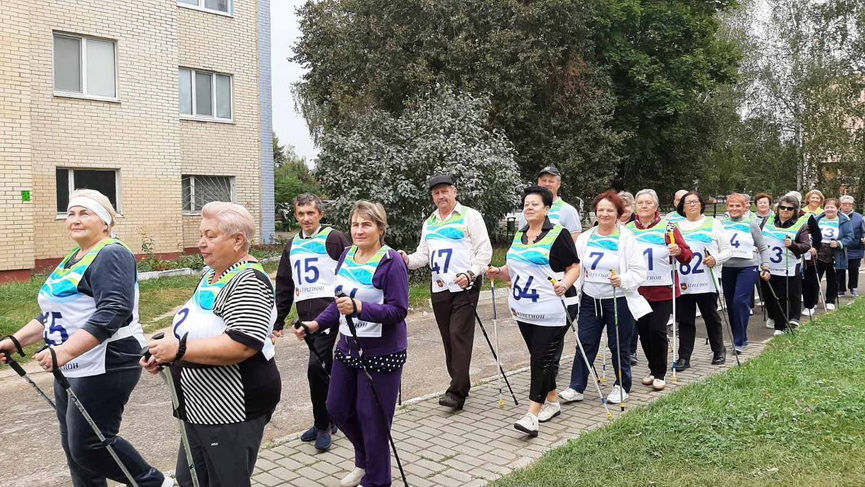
[0,0,274,282]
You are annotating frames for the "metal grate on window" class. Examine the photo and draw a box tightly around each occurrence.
[182,175,233,212]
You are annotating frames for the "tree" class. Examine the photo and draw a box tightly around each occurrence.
[293,0,620,199]
[314,88,521,249]
[273,136,320,220]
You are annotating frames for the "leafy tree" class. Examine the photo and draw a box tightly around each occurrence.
[314,88,521,249]
[273,136,320,221]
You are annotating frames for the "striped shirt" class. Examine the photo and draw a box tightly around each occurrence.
[173,263,281,425]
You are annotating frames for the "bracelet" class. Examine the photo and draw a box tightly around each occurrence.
[175,333,189,362]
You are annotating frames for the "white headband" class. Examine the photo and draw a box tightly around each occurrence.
[68,196,113,227]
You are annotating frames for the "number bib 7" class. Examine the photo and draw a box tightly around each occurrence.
[505,226,566,327]
[678,219,716,294]
[335,245,390,338]
[289,227,339,302]
[423,211,472,293]
[581,230,621,299]
[723,217,756,259]
[626,221,672,286]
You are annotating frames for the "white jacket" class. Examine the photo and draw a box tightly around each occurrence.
[575,225,652,320]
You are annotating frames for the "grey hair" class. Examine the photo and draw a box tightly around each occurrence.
[618,191,635,208]
[779,195,800,209]
[840,195,855,204]
[294,193,324,212]
[635,189,659,208]
[201,202,256,251]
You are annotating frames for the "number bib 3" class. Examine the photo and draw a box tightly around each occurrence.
[763,218,807,276]
[506,226,566,327]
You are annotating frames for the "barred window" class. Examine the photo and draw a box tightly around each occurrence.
[182,175,234,212]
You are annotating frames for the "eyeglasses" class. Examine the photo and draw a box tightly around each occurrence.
[684,201,700,206]
[778,205,796,211]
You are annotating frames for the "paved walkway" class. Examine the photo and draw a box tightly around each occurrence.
[250,330,768,486]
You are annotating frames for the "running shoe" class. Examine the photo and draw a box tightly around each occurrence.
[537,401,561,423]
[606,385,629,404]
[641,374,655,386]
[558,388,584,403]
[514,413,539,437]
[340,467,365,487]
[652,379,666,391]
[827,303,836,310]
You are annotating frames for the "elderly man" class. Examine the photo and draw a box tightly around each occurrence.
[518,166,582,239]
[666,190,688,222]
[839,195,865,297]
[400,175,492,409]
[275,194,350,451]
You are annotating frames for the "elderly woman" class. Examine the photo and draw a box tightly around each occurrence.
[625,189,692,391]
[559,190,650,406]
[487,186,580,437]
[295,201,408,487]
[143,202,281,487]
[838,195,865,297]
[814,198,855,310]
[0,189,167,487]
[721,193,771,353]
[755,193,774,228]
[760,194,813,334]
[674,191,732,369]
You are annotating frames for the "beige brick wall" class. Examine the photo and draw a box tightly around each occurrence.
[0,2,36,271]
[0,0,262,271]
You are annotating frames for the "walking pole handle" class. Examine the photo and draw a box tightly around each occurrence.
[37,345,71,389]
[141,332,166,360]
[1,350,28,377]
[292,320,312,336]
[2,335,25,357]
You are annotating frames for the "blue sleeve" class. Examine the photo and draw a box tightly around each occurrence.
[838,218,856,248]
[80,244,137,342]
[359,250,409,325]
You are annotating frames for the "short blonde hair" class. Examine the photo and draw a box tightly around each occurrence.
[805,189,825,204]
[69,188,118,230]
[201,201,256,251]
[726,193,749,206]
[349,200,388,244]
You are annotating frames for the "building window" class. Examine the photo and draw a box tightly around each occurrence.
[179,68,232,121]
[178,0,232,15]
[53,33,117,99]
[56,168,120,213]
[182,175,234,212]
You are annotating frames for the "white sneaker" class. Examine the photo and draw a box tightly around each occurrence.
[641,374,655,386]
[827,303,836,310]
[537,401,561,423]
[340,467,366,487]
[766,318,775,329]
[652,379,666,391]
[558,387,584,403]
[789,320,800,329]
[804,308,815,316]
[852,288,859,296]
[161,475,176,487]
[606,385,629,404]
[514,413,539,437]
[773,330,786,336]
[750,308,754,315]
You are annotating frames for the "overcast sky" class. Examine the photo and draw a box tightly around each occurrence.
[271,0,317,163]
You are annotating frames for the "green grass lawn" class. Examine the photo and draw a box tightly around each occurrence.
[493,300,865,487]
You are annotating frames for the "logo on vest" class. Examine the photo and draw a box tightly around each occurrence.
[681,283,688,291]
[436,279,445,288]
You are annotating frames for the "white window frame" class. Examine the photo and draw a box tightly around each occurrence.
[55,168,123,218]
[52,32,119,103]
[179,68,234,123]
[182,175,236,215]
[177,0,233,17]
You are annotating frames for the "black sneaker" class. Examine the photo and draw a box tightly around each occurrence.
[672,358,690,371]
[438,392,464,410]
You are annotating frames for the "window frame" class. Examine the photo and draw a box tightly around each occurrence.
[177,0,234,17]
[55,168,123,218]
[52,32,119,103]
[179,68,234,123]
[181,175,236,215]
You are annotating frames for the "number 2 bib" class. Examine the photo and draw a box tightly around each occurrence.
[678,219,715,294]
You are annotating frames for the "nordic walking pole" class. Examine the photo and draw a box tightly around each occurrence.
[667,226,679,384]
[293,320,331,380]
[548,278,613,420]
[142,333,200,487]
[490,280,504,408]
[1,348,56,409]
[40,346,140,487]
[335,292,409,487]
[611,271,625,412]
[705,253,740,367]
[762,273,795,334]
[784,237,792,328]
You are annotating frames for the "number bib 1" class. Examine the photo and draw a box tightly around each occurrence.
[38,239,145,378]
[582,229,621,299]
[723,216,756,259]
[505,226,567,327]
[818,218,839,241]
[762,218,807,276]
[625,220,672,286]
[678,219,715,294]
[335,245,390,338]
[423,211,472,293]
[289,227,339,302]
[173,261,276,360]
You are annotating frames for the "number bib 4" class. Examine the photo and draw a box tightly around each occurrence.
[626,222,672,286]
[289,228,339,302]
[423,212,472,293]
[723,218,756,259]
[505,227,566,327]
[335,245,390,338]
[678,219,716,294]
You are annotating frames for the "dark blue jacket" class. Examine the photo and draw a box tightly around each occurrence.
[842,211,865,260]
[816,213,855,269]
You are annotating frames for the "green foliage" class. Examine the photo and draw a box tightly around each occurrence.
[314,88,522,249]
[273,136,321,220]
[494,299,865,486]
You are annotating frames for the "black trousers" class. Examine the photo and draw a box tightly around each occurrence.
[636,299,672,379]
[677,293,724,360]
[517,322,569,403]
[307,329,338,430]
[838,258,861,292]
[176,414,269,487]
[764,273,803,328]
[431,277,482,400]
[803,263,819,309]
[816,261,838,305]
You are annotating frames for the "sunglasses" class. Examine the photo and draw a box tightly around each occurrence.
[778,205,796,211]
